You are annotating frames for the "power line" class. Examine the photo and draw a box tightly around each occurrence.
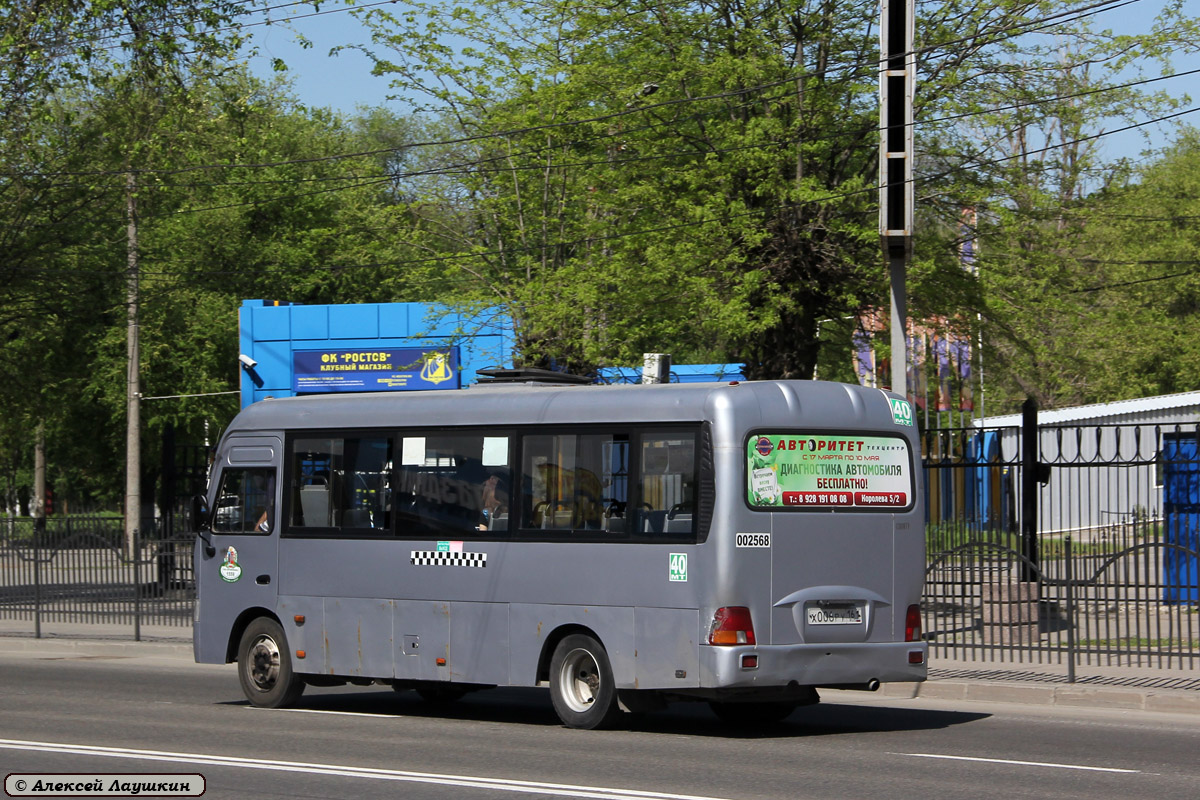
[1071,269,1198,293]
[923,64,1200,127]
[12,99,1195,286]
[4,0,1151,181]
[11,55,1193,232]
[56,1,393,56]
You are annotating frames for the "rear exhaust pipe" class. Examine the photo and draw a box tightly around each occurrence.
[817,679,880,692]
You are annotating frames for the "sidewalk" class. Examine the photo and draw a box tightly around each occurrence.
[879,654,1200,715]
[1,619,1197,715]
[0,619,193,659]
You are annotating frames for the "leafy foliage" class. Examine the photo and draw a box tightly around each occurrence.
[3,0,1200,509]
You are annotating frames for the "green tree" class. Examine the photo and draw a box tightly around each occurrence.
[915,1,1200,411]
[351,0,1200,389]
[1055,128,1200,402]
[351,0,885,375]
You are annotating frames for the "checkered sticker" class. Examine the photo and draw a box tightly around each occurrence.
[410,550,488,568]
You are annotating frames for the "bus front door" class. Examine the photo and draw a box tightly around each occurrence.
[194,437,282,664]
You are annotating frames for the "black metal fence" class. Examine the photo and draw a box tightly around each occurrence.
[4,408,1198,675]
[923,410,1200,675]
[0,515,194,638]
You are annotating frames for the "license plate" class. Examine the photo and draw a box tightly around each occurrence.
[806,604,864,625]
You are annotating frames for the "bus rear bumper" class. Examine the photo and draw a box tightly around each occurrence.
[699,641,927,690]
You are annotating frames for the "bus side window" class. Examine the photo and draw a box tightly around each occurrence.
[637,433,697,539]
[292,438,336,528]
[290,436,392,532]
[521,433,626,535]
[396,433,511,537]
[212,468,276,534]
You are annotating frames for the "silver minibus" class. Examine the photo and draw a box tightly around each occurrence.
[193,378,926,728]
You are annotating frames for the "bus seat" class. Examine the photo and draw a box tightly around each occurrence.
[490,513,508,531]
[641,510,668,534]
[665,514,692,534]
[299,485,330,527]
[543,509,574,529]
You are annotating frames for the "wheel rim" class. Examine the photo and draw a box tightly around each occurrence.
[246,633,281,692]
[557,647,602,713]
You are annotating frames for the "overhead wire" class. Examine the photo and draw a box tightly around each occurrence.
[9,54,1193,235]
[3,0,1150,181]
[6,0,1193,291]
[8,97,1197,287]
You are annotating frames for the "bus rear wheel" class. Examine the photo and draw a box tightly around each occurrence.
[237,617,305,708]
[549,634,622,729]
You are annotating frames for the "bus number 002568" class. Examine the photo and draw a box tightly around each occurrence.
[735,533,771,548]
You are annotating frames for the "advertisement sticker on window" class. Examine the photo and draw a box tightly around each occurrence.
[746,434,912,509]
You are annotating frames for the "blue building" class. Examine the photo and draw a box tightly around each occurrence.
[237,300,516,408]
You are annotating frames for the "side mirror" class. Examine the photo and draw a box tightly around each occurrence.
[192,494,215,558]
[191,494,211,531]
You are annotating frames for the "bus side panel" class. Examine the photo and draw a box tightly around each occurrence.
[324,596,395,677]
[394,600,450,682]
[450,602,510,684]
[278,595,326,675]
[508,603,634,687]
[634,607,700,689]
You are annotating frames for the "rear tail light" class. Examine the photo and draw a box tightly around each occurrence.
[905,604,922,642]
[709,606,756,645]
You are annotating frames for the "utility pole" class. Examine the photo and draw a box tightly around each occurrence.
[33,424,45,522]
[124,171,141,560]
[880,0,915,395]
[642,353,671,385]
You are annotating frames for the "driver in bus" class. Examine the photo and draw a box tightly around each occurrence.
[253,473,276,532]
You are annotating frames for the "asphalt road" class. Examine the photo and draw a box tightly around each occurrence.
[0,650,1197,800]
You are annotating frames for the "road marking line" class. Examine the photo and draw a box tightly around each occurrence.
[0,739,731,800]
[892,752,1140,774]
[246,707,396,719]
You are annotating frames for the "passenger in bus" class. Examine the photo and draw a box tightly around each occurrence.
[479,473,509,530]
[572,468,604,530]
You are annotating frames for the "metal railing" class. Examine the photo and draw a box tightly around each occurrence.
[922,418,1200,676]
[0,515,194,639]
[4,413,1199,669]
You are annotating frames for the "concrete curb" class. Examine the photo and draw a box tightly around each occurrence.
[879,678,1200,714]
[0,634,193,660]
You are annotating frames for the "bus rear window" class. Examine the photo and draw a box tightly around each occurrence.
[746,433,913,511]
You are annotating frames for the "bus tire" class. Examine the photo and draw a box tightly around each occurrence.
[237,617,305,708]
[549,634,622,729]
[708,700,797,725]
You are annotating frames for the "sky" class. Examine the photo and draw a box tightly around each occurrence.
[245,5,394,113]
[243,0,1200,164]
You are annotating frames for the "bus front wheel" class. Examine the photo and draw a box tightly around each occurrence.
[549,634,622,729]
[237,617,305,708]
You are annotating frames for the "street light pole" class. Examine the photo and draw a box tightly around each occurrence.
[880,0,915,396]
